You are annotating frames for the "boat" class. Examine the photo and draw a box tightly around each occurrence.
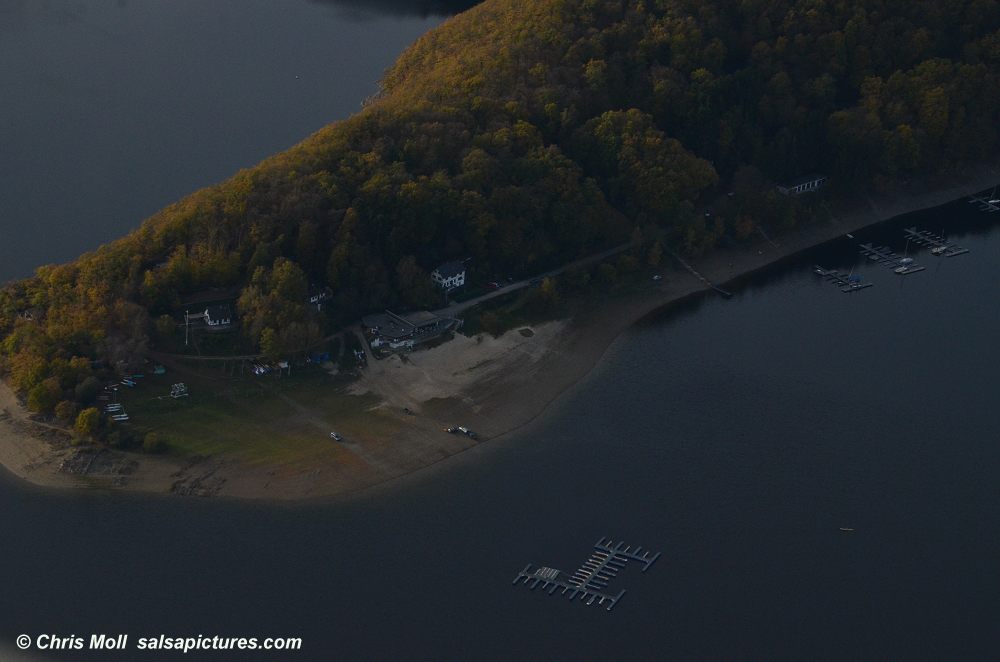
[839,527,855,532]
[894,239,916,272]
[329,432,343,441]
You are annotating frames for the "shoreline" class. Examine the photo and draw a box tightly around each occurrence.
[2,163,997,501]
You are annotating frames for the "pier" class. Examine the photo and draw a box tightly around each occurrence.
[668,249,733,298]
[858,243,925,274]
[902,227,969,257]
[813,266,874,292]
[513,538,660,612]
[968,193,999,213]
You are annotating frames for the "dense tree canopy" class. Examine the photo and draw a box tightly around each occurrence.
[3,0,1000,406]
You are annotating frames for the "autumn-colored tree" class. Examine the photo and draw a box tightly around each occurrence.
[75,407,100,438]
[55,400,78,422]
[27,377,61,415]
[2,0,999,404]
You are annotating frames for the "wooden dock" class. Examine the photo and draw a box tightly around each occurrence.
[968,194,999,213]
[902,227,969,257]
[813,266,874,292]
[513,538,660,612]
[858,243,925,274]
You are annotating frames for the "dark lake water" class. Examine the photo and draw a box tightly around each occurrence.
[2,200,999,660]
[3,1,1000,659]
[0,0,471,282]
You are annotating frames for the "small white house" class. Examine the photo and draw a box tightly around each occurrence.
[204,304,232,327]
[307,286,332,311]
[777,174,828,196]
[431,261,466,291]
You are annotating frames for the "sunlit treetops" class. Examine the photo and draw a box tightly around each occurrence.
[2,0,999,411]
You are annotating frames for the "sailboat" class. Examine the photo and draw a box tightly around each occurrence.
[894,239,915,273]
[931,229,948,255]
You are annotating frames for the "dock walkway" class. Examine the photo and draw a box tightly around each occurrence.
[903,227,969,257]
[859,243,925,274]
[813,266,873,292]
[969,193,999,213]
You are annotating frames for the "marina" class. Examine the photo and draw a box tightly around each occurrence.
[513,538,660,612]
[902,227,970,257]
[812,266,874,292]
[858,243,926,274]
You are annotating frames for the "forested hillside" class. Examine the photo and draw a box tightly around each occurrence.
[3,0,1000,414]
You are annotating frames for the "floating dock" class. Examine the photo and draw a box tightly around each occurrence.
[513,538,660,612]
[813,266,874,292]
[858,243,925,274]
[902,227,969,257]
[968,194,999,213]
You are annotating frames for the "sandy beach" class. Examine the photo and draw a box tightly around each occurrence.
[1,164,997,500]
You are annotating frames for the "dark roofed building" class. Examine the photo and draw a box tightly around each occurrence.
[777,174,827,196]
[361,312,415,342]
[308,285,332,311]
[204,304,232,327]
[431,261,466,290]
[362,309,460,353]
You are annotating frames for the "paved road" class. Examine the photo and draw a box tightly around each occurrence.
[160,241,636,361]
[434,241,634,317]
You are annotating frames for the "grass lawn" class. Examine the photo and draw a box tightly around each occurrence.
[122,368,397,467]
